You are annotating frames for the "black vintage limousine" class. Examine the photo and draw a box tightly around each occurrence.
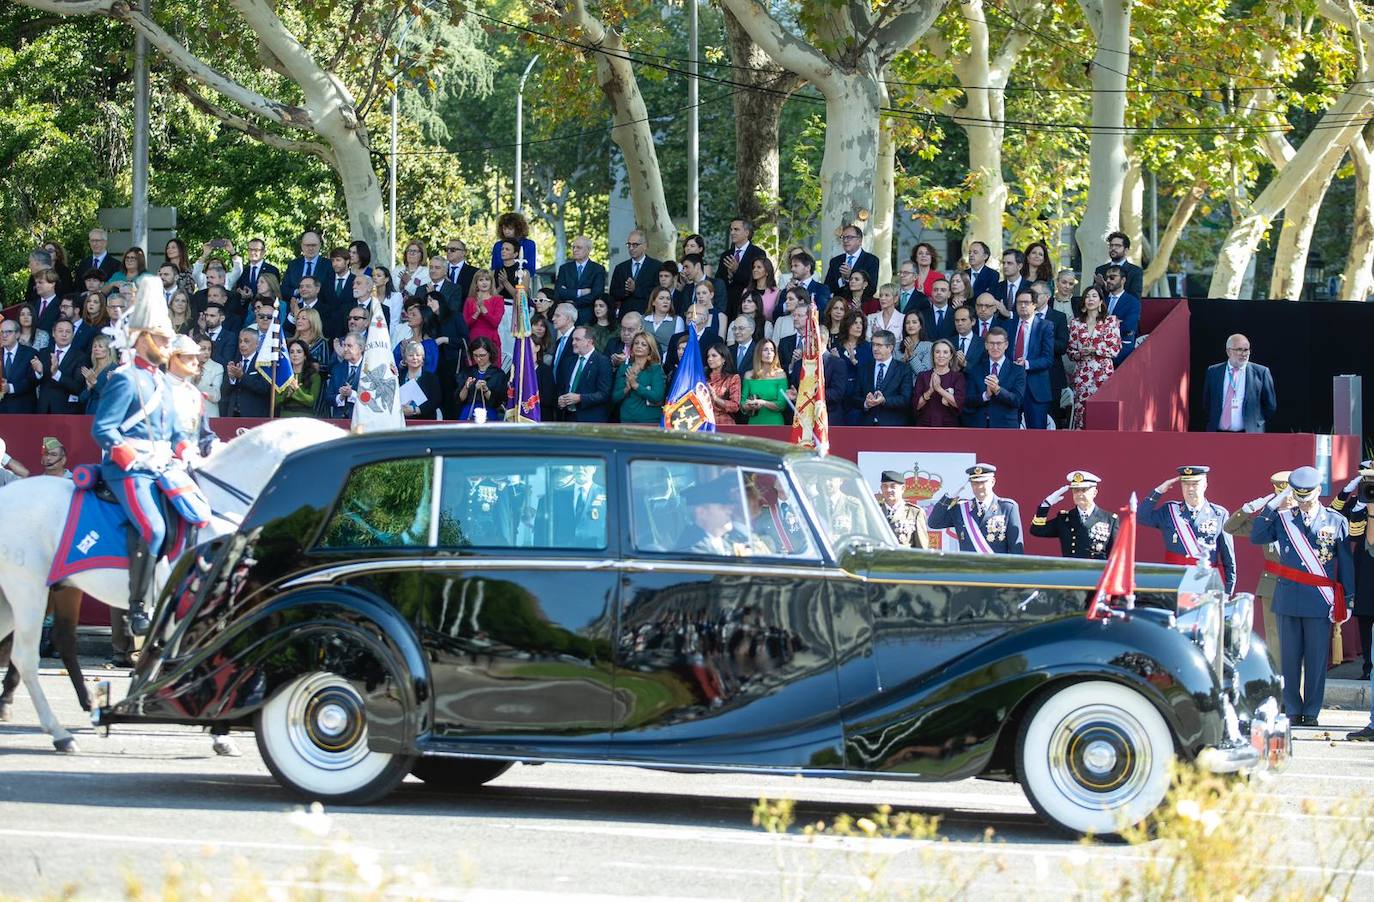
[97,425,1288,834]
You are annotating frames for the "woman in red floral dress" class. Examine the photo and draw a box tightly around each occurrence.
[1066,285,1122,429]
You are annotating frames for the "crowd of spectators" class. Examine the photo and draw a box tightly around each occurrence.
[0,214,1159,429]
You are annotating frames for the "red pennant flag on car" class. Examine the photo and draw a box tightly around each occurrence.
[1088,493,1137,620]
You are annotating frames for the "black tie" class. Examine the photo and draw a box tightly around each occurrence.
[251,265,259,286]
[450,264,459,285]
[336,277,344,294]
[876,362,886,387]
[935,309,943,330]
[4,351,11,375]
[305,259,314,278]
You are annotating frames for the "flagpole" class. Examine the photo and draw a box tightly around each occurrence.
[268,351,278,418]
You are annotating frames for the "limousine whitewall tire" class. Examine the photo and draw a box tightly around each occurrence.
[1016,680,1174,836]
[256,672,414,804]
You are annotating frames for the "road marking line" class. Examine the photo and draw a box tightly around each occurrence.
[0,826,334,854]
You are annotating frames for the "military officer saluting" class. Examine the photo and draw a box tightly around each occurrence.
[1031,470,1118,559]
[1249,466,1354,727]
[879,470,931,550]
[1140,465,1236,593]
[928,463,1023,554]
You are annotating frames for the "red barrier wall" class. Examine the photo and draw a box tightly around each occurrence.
[1085,299,1192,432]
[0,416,1360,651]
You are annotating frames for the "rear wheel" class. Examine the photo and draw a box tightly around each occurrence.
[255,672,413,804]
[1017,680,1174,836]
[410,758,513,791]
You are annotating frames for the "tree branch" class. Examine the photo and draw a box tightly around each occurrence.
[177,82,336,164]
[717,0,835,86]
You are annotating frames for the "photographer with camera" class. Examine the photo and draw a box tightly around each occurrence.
[1334,460,1374,684]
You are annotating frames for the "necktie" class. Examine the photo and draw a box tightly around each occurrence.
[1109,295,1118,315]
[991,360,1000,378]
[449,264,459,285]
[632,260,641,281]
[250,265,259,287]
[738,346,747,370]
[571,356,586,391]
[555,334,568,369]
[336,277,344,294]
[305,259,314,278]
[1222,367,1238,422]
[935,308,944,330]
[876,362,886,387]
[577,262,585,280]
[348,364,357,386]
[1014,322,1027,360]
[574,487,587,520]
[54,348,63,372]
[1007,283,1015,304]
[846,255,855,270]
[735,247,744,261]
[39,298,48,318]
[5,350,12,375]
[980,321,987,337]
[959,336,967,354]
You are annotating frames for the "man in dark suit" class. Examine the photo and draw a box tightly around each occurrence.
[1204,334,1278,433]
[609,229,660,317]
[285,274,332,338]
[788,252,831,309]
[30,269,64,335]
[675,254,728,318]
[1102,265,1141,366]
[852,330,913,426]
[319,249,356,338]
[965,241,999,299]
[1094,231,1145,298]
[417,257,462,317]
[971,293,1012,341]
[35,320,88,415]
[535,464,608,549]
[222,328,273,418]
[236,237,281,300]
[441,238,477,302]
[731,330,755,375]
[550,303,580,393]
[963,327,1025,428]
[0,321,41,412]
[279,230,326,301]
[555,326,612,422]
[1031,281,1071,426]
[823,224,880,301]
[993,249,1027,314]
[555,235,608,324]
[919,278,957,341]
[323,332,365,419]
[950,306,984,373]
[897,260,929,315]
[716,218,769,312]
[75,229,121,282]
[1007,290,1054,429]
[200,302,237,365]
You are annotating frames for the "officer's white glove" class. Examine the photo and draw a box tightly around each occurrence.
[1266,487,1292,510]
[1242,494,1272,515]
[1344,476,1362,495]
[1043,485,1070,506]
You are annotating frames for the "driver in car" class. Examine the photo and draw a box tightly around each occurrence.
[678,475,755,556]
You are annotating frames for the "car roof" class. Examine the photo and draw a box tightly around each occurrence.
[281,423,822,470]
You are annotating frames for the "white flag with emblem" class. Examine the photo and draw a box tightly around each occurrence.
[351,297,404,433]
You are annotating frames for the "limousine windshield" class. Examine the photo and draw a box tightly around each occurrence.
[788,457,898,551]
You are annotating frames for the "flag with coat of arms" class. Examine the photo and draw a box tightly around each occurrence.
[254,301,294,389]
[662,312,715,432]
[351,297,405,433]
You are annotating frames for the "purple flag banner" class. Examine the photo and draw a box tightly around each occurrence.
[506,280,542,422]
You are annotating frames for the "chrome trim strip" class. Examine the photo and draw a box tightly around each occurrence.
[620,559,852,580]
[280,557,621,588]
[413,748,927,780]
[426,456,443,547]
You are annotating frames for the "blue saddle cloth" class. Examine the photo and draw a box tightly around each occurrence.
[48,488,189,586]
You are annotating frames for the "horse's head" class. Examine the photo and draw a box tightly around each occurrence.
[196,419,348,515]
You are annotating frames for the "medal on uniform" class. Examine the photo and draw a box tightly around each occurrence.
[1089,521,1110,555]
[985,514,1006,542]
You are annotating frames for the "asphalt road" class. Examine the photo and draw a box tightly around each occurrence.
[2,665,1373,901]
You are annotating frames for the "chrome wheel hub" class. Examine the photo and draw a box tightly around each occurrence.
[285,674,369,771]
[1048,704,1152,809]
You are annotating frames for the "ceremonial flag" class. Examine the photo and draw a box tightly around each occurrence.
[351,297,404,433]
[790,304,829,455]
[254,302,295,389]
[662,320,715,432]
[506,279,541,422]
[1088,493,1138,620]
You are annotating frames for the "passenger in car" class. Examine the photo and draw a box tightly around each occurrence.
[534,464,607,548]
[676,474,754,556]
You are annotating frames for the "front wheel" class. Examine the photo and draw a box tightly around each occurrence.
[255,672,413,804]
[1017,680,1175,836]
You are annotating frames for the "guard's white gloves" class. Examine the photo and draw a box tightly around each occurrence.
[1043,485,1070,506]
[1267,487,1292,510]
[1344,476,1362,495]
[1242,494,1273,515]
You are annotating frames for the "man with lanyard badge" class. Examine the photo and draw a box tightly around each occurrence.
[92,278,191,635]
[1249,466,1354,727]
[928,463,1024,554]
[1140,465,1237,594]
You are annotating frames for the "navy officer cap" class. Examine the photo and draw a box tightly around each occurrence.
[1288,466,1320,496]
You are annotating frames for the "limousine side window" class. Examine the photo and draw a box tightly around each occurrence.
[436,456,609,550]
[319,457,434,549]
[627,461,818,559]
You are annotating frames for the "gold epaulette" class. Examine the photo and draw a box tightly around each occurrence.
[1031,516,1047,526]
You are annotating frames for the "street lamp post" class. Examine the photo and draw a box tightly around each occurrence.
[515,54,541,214]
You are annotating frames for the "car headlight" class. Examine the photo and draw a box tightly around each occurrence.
[1177,596,1224,668]
[1224,594,1255,660]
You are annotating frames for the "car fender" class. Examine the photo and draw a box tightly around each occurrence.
[113,587,432,754]
[842,613,1224,780]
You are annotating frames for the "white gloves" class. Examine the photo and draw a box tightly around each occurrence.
[1242,494,1273,515]
[1044,485,1070,506]
[1267,487,1292,510]
[1345,476,1362,495]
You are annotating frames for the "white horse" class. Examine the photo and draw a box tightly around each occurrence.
[0,418,346,752]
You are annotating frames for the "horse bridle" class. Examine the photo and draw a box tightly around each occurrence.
[193,467,255,506]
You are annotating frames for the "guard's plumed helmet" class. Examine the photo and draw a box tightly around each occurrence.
[123,274,176,340]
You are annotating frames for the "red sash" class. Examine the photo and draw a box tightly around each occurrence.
[1264,560,1349,623]
[1163,551,1229,588]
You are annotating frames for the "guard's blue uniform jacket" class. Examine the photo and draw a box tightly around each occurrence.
[1250,505,1354,619]
[92,358,189,552]
[1140,491,1237,593]
[928,495,1024,554]
[170,375,218,458]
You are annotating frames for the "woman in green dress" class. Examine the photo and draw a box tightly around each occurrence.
[740,338,789,425]
[612,330,667,424]
[275,339,322,417]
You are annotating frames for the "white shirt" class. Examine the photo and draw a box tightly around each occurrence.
[1223,362,1248,431]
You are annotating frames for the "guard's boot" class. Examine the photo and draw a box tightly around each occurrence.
[125,528,153,637]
